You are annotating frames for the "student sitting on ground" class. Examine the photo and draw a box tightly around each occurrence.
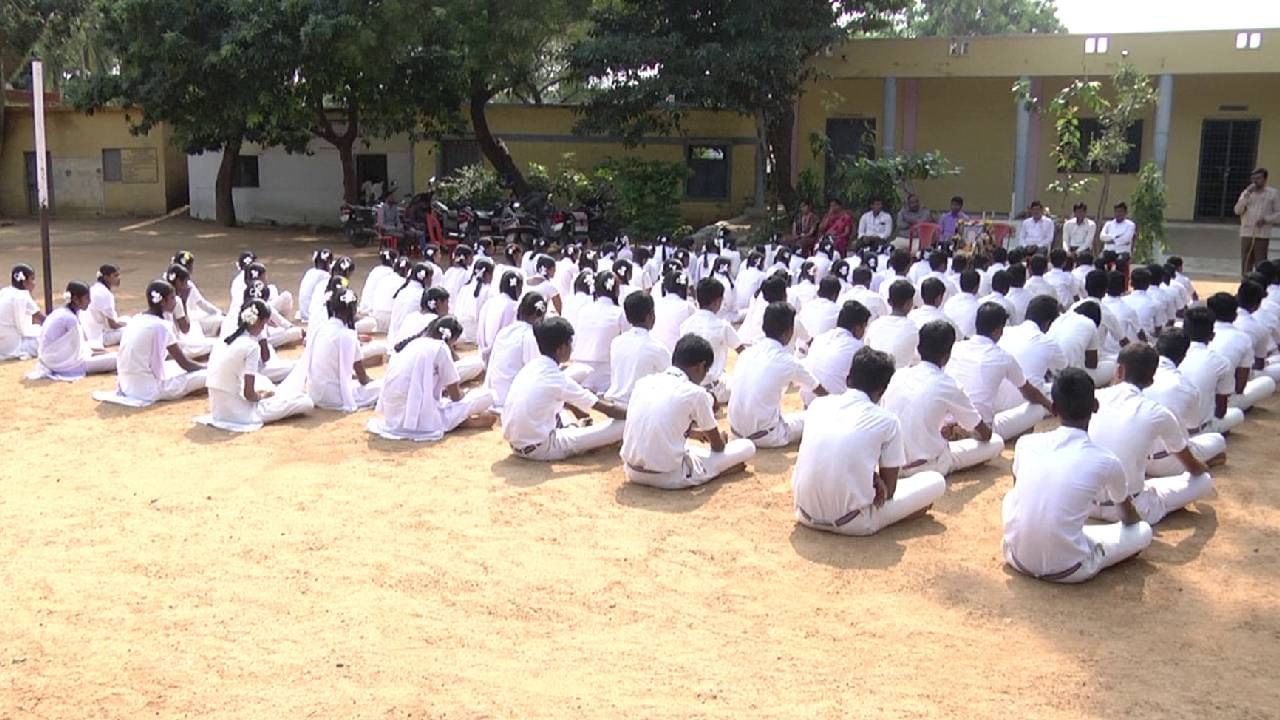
[729,302,826,448]
[603,292,670,408]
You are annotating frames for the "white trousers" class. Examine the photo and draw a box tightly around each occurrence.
[1257,360,1280,384]
[1229,376,1276,411]
[1146,433,1225,477]
[197,314,224,337]
[704,375,731,406]
[993,402,1048,440]
[3,336,38,360]
[360,341,388,363]
[354,316,377,335]
[903,435,1005,478]
[86,353,118,374]
[1092,472,1215,525]
[270,290,294,320]
[156,369,208,401]
[1005,521,1153,584]
[267,326,304,349]
[736,412,804,449]
[1204,407,1245,434]
[373,310,393,334]
[624,439,756,489]
[1087,360,1117,388]
[512,418,625,461]
[795,471,946,536]
[259,392,315,424]
[100,328,124,348]
[568,360,611,394]
[456,355,484,383]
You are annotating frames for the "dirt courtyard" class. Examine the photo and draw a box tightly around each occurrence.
[1,217,1278,719]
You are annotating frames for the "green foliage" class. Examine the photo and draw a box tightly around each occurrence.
[1,0,88,85]
[1131,162,1167,264]
[593,158,688,240]
[812,132,961,214]
[796,169,825,208]
[893,0,1064,37]
[525,154,599,208]
[435,164,505,208]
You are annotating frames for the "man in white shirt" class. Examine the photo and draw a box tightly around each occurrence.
[1075,270,1127,358]
[908,278,957,333]
[604,293,671,407]
[1180,307,1246,435]
[842,267,889,320]
[1018,201,1055,250]
[798,276,842,338]
[865,280,919,369]
[1207,291,1277,410]
[1100,202,1137,264]
[679,278,744,405]
[979,269,1017,322]
[998,296,1068,406]
[1002,368,1152,583]
[1005,265,1033,325]
[729,303,825,447]
[1123,267,1162,340]
[792,347,946,536]
[1090,343,1214,525]
[942,270,982,339]
[882,321,1003,477]
[1050,302,1114,387]
[919,252,959,302]
[652,271,696,352]
[1023,254,1059,309]
[856,198,894,249]
[502,317,628,461]
[802,300,870,402]
[946,302,1053,440]
[1062,202,1097,254]
[620,334,755,489]
[1146,330,1228,477]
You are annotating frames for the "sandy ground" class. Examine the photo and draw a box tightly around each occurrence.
[1,217,1278,719]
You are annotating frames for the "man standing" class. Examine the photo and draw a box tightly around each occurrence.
[1100,202,1136,275]
[856,198,894,251]
[1062,202,1097,255]
[897,193,934,243]
[1019,201,1055,251]
[938,196,969,244]
[1234,168,1280,276]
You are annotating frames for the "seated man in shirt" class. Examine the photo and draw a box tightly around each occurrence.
[798,276,842,338]
[856,198,894,253]
[1002,368,1152,583]
[1019,200,1055,251]
[728,302,826,448]
[882,321,1003,478]
[1062,202,1097,255]
[937,195,969,244]
[501,317,628,461]
[679,278,745,405]
[802,300,870,404]
[896,193,934,243]
[946,302,1054,440]
[603,292,670,408]
[1090,343,1214,526]
[792,346,946,536]
[1100,202,1137,275]
[1207,291,1277,411]
[620,334,756,490]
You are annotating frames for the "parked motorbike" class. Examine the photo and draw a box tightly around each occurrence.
[339,203,378,248]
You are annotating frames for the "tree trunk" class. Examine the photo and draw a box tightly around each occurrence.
[766,103,797,211]
[335,136,358,204]
[214,139,241,228]
[1094,171,1112,252]
[470,86,529,198]
[753,109,768,211]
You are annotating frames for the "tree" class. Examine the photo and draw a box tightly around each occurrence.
[570,0,905,211]
[71,0,308,226]
[1130,162,1167,263]
[895,0,1064,36]
[443,0,592,199]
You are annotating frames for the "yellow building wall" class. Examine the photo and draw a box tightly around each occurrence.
[413,104,759,227]
[911,77,1018,214]
[794,78,883,184]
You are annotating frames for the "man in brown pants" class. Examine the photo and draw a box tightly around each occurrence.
[1235,168,1280,276]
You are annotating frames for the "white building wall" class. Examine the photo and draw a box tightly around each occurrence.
[188,137,414,226]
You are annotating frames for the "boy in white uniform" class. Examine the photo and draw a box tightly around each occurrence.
[995,295,1067,415]
[865,280,919,369]
[1207,292,1277,410]
[842,267,888,321]
[1002,368,1152,583]
[908,278,957,334]
[946,302,1053,440]
[942,270,981,339]
[1146,330,1228,476]
[1180,306,1246,435]
[604,292,670,407]
[882,321,1004,477]
[1090,343,1214,525]
[797,276,841,337]
[652,271,695,352]
[802,300,870,401]
[792,347,946,536]
[679,278,743,405]
[729,303,826,448]
[620,334,756,489]
[978,269,1017,322]
[1049,302,1115,386]
[1234,280,1280,383]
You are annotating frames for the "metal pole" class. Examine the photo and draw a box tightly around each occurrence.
[32,61,54,313]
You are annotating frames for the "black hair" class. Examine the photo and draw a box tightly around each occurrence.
[573,269,594,295]
[623,291,655,325]
[469,258,495,297]
[1073,202,1088,212]
[517,291,548,322]
[1052,367,1096,423]
[1157,328,1191,365]
[1084,270,1107,298]
[745,251,766,271]
[505,242,525,264]
[243,262,267,286]
[225,299,270,345]
[1129,267,1152,291]
[695,277,725,308]
[1206,292,1238,323]
[951,255,968,274]
[10,263,34,288]
[97,263,119,286]
[144,280,174,316]
[1106,270,1127,296]
[1184,306,1215,343]
[951,195,964,205]
[1007,264,1027,288]
[453,245,474,266]
[818,276,841,301]
[1146,263,1165,285]
[762,301,797,341]
[64,281,90,311]
[959,269,980,294]
[992,247,1008,264]
[799,260,818,284]
[1028,254,1048,275]
[1030,200,1043,209]
[534,316,575,358]
[1253,167,1269,180]
[847,346,896,398]
[662,270,690,299]
[889,250,911,274]
[836,299,871,331]
[1118,341,1159,387]
[920,277,945,306]
[243,279,272,305]
[672,333,714,370]
[236,251,256,271]
[172,250,195,270]
[975,302,1009,336]
[713,257,734,288]
[393,256,413,277]
[1025,295,1060,328]
[327,284,359,328]
[1078,250,1095,266]
[394,262,434,299]
[594,269,620,302]
[333,256,356,278]
[378,248,398,267]
[928,251,947,272]
[1114,202,1128,211]
[1074,301,1101,327]
[831,259,851,282]
[888,279,916,309]
[422,286,450,314]
[851,266,873,287]
[427,315,463,344]
[535,255,556,277]
[917,321,956,365]
[1049,248,1067,268]
[989,270,1011,295]
[313,248,335,269]
[498,270,524,301]
[759,274,789,303]
[1237,280,1265,310]
[164,264,190,287]
[1167,255,1184,270]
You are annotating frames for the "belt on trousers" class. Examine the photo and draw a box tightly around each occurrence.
[1098,493,1141,507]
[797,505,862,528]
[513,442,541,456]
[1009,554,1084,582]
[732,427,771,441]
[1149,450,1171,460]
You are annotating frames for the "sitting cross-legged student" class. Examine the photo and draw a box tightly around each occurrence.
[728,302,826,448]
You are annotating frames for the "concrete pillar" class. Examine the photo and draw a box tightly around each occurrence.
[902,79,918,154]
[1153,74,1174,173]
[1013,74,1031,215]
[882,77,897,157]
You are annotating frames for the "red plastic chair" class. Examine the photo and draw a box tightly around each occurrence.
[992,223,1015,248]
[909,222,942,255]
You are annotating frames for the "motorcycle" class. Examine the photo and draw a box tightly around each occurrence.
[339,203,378,248]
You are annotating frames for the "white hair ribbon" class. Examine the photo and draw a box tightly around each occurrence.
[149,289,163,304]
[14,270,26,283]
[534,299,547,314]
[439,327,452,340]
[240,305,261,326]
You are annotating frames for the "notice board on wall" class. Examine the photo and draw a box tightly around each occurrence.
[120,148,158,184]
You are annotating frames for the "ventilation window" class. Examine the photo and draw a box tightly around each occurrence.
[949,39,969,57]
[1236,32,1262,50]
[1084,36,1109,54]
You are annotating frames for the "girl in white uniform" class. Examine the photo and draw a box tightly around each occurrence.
[228,250,257,304]
[711,257,739,322]
[484,292,546,411]
[195,299,315,432]
[419,245,444,288]
[569,270,629,393]
[652,271,695,352]
[84,264,129,349]
[297,249,334,322]
[457,257,495,344]
[359,248,397,316]
[370,255,411,333]
[94,280,207,407]
[163,264,215,359]
[395,287,449,350]
[288,288,382,412]
[525,255,561,315]
[389,262,434,343]
[790,260,820,310]
[221,282,298,382]
[613,259,640,303]
[27,282,118,381]
[734,252,767,313]
[505,243,529,280]
[554,245,580,301]
[477,270,523,362]
[0,264,44,360]
[171,250,225,336]
[560,269,595,327]
[368,316,496,441]
[440,247,473,298]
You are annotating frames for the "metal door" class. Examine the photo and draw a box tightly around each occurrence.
[1194,119,1261,220]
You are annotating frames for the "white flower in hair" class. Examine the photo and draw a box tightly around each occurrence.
[62,291,72,302]
[603,274,615,290]
[240,305,261,326]
[149,289,163,304]
[14,270,26,282]
[534,299,547,313]
[341,289,357,304]
[427,299,437,310]
[439,327,453,340]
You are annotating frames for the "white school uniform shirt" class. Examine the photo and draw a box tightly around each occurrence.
[942,292,980,338]
[792,389,906,519]
[1018,216,1054,248]
[1045,268,1077,307]
[978,291,1017,324]
[728,337,820,437]
[1235,309,1273,361]
[1102,295,1141,341]
[865,314,919,369]
[802,328,863,396]
[484,321,538,408]
[389,280,425,342]
[907,305,956,334]
[604,327,670,405]
[798,297,840,338]
[571,297,628,364]
[1004,427,1128,576]
[1121,291,1158,338]
[857,210,893,239]
[842,285,889,321]
[1047,312,1099,369]
[789,280,818,311]
[36,307,92,377]
[1023,275,1057,305]
[881,360,983,465]
[375,337,460,439]
[620,367,718,474]
[525,276,560,310]
[1209,320,1254,373]
[679,308,741,382]
[297,268,330,321]
[300,318,364,411]
[1090,382,1187,496]
[1180,342,1236,429]
[1101,218,1136,254]
[652,293,695,352]
[1007,287,1032,325]
[116,314,178,401]
[878,274,921,309]
[477,293,518,357]
[734,267,765,310]
[370,272,404,318]
[441,266,470,298]
[84,282,120,345]
[999,321,1067,391]
[1062,217,1097,251]
[1074,297,1124,353]
[205,334,265,425]
[946,335,1027,423]
[907,260,931,285]
[0,286,39,357]
[359,265,393,313]
[1145,357,1201,432]
[921,270,958,303]
[502,355,599,448]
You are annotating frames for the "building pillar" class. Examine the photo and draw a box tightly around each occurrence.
[1013,74,1032,215]
[902,79,918,154]
[882,77,897,157]
[1153,74,1175,173]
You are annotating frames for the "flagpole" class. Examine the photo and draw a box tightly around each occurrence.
[32,60,54,313]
